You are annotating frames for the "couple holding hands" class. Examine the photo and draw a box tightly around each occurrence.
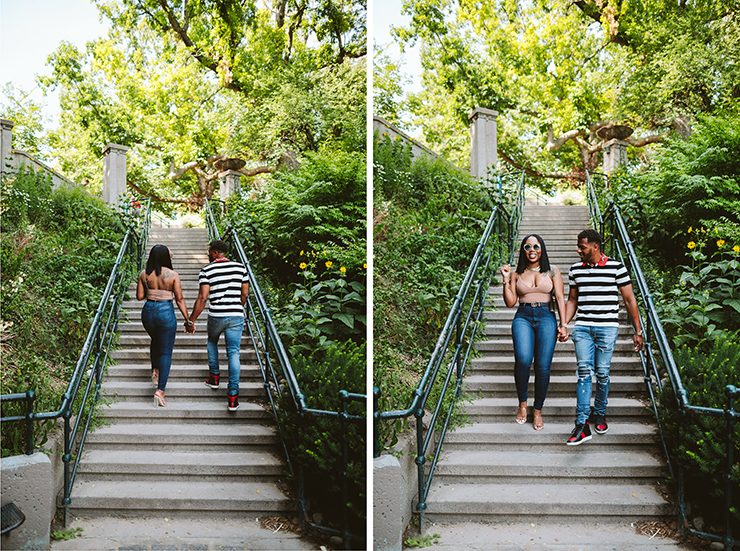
[136,240,249,412]
[499,230,644,444]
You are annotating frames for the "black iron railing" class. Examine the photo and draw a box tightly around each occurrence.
[587,171,738,551]
[373,171,524,531]
[0,201,150,525]
[205,199,366,550]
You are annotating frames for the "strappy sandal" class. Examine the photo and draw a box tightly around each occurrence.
[533,410,544,431]
[153,390,167,408]
[516,403,527,424]
[151,369,159,387]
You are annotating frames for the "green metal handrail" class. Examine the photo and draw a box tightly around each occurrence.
[587,172,738,551]
[373,171,524,532]
[0,200,150,526]
[204,199,366,550]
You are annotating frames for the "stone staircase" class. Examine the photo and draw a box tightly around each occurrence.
[425,204,673,522]
[67,227,294,518]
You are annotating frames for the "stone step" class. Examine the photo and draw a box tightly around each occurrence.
[76,449,286,482]
[443,422,659,451]
[84,423,280,451]
[66,480,294,518]
[114,333,256,349]
[462,397,652,423]
[423,483,672,523]
[110,348,258,362]
[100,399,272,425]
[433,449,665,484]
[469,356,642,375]
[104,364,262,382]
[101,381,265,399]
[463,375,645,397]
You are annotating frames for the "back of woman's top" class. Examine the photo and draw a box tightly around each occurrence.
[516,275,552,304]
[147,287,174,300]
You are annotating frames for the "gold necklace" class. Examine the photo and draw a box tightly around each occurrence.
[526,266,540,272]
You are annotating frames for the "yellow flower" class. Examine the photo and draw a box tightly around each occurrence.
[325,261,333,269]
[300,250,304,256]
[363,263,367,269]
[733,245,740,253]
[300,262,307,269]
[715,226,719,234]
[340,266,346,273]
[688,241,696,249]
[688,227,692,234]
[717,239,725,248]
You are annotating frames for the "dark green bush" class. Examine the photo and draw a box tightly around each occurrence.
[657,331,740,529]
[1,166,125,455]
[277,340,366,538]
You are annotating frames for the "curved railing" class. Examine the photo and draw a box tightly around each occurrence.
[204,199,366,549]
[373,171,524,531]
[0,200,150,526]
[587,172,738,550]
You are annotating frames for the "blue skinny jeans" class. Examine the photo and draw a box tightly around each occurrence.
[207,315,244,397]
[511,303,557,410]
[572,325,619,425]
[141,300,177,392]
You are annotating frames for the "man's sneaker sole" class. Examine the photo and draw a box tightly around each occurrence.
[594,424,608,434]
[567,433,592,445]
[205,376,219,389]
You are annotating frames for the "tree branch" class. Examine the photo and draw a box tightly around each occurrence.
[498,149,583,180]
[127,180,190,204]
[626,134,663,147]
[546,125,586,151]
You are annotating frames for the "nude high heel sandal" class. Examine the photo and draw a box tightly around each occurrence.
[153,390,167,407]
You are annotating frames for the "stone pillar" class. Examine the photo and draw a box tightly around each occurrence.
[373,455,404,551]
[602,138,629,173]
[220,170,242,200]
[102,143,128,205]
[1,119,15,175]
[469,107,498,181]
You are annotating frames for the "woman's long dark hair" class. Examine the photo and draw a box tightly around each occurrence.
[515,234,551,274]
[145,245,173,276]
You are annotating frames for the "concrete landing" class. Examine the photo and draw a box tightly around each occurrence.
[48,516,321,550]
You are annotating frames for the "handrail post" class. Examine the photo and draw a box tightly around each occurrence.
[373,386,381,458]
[722,385,737,551]
[414,390,427,534]
[23,390,36,455]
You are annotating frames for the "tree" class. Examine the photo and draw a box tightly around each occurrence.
[391,0,737,182]
[0,84,50,160]
[37,0,366,203]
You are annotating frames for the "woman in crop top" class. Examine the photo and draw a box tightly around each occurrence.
[137,244,191,407]
[499,235,567,430]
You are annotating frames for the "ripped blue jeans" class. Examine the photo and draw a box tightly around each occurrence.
[572,325,619,425]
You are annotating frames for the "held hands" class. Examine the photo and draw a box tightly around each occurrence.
[557,325,569,342]
[184,320,196,334]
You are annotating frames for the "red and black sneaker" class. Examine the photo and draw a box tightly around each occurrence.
[566,422,592,446]
[205,374,219,389]
[227,395,240,412]
[593,415,609,434]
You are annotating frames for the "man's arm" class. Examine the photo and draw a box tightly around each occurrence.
[240,282,249,306]
[564,285,578,326]
[620,283,644,352]
[188,283,210,330]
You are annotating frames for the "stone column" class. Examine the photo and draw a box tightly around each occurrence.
[602,138,629,173]
[102,143,128,205]
[1,119,15,175]
[220,170,242,200]
[469,107,498,181]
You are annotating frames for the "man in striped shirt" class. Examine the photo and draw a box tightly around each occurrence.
[187,240,250,411]
[562,229,644,446]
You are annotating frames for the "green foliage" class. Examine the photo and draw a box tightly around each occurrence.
[0,84,49,160]
[51,527,83,541]
[277,341,366,535]
[276,252,366,356]
[227,145,367,285]
[405,533,441,548]
[1,166,125,455]
[373,134,492,449]
[657,331,740,529]
[652,240,740,349]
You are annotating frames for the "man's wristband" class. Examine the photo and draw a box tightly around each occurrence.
[184,320,194,327]
[634,329,643,337]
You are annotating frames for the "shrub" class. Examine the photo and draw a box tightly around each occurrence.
[1,166,125,456]
[657,331,740,530]
[277,340,366,538]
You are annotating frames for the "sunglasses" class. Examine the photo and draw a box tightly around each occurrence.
[523,243,541,252]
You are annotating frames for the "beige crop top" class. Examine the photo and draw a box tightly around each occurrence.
[146,288,173,301]
[516,275,553,303]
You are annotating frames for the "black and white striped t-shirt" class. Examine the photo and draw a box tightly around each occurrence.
[198,259,249,318]
[569,256,631,327]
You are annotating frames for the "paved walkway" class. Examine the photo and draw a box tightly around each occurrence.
[49,516,323,551]
[416,521,697,551]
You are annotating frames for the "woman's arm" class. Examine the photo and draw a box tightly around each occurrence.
[552,267,568,340]
[500,265,519,308]
[171,272,190,322]
[136,271,146,301]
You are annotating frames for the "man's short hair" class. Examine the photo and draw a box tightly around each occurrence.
[578,229,603,246]
[209,240,229,254]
